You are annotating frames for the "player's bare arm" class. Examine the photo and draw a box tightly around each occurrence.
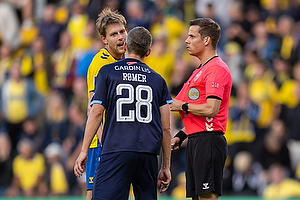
[87,91,94,116]
[158,104,172,193]
[88,91,103,142]
[74,104,104,177]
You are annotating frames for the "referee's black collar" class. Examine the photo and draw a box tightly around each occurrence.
[197,55,218,69]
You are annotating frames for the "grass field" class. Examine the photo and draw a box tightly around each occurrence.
[1,197,300,200]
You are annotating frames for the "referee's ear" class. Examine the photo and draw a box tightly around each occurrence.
[145,48,151,58]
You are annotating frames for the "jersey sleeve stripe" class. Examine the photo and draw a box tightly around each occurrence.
[166,99,173,104]
[90,100,103,106]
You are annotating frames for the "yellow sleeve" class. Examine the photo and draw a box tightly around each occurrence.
[278,80,297,108]
[86,49,117,148]
[87,49,117,94]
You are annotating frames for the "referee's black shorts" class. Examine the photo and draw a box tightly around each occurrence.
[185,131,227,198]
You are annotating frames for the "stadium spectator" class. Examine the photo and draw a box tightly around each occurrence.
[20,35,51,96]
[38,4,66,53]
[231,151,261,196]
[50,30,75,100]
[7,138,47,197]
[63,95,86,196]
[42,90,69,150]
[44,142,69,196]
[0,43,13,87]
[226,0,252,48]
[144,31,174,87]
[67,1,92,57]
[20,117,45,153]
[278,63,300,139]
[247,59,280,144]
[0,60,44,152]
[223,41,244,95]
[244,21,280,63]
[275,15,298,66]
[0,1,20,50]
[255,119,291,174]
[226,81,259,156]
[262,163,300,199]
[74,36,103,78]
[0,132,13,196]
[271,54,292,90]
[124,0,151,30]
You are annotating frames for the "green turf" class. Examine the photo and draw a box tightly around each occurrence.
[1,197,300,200]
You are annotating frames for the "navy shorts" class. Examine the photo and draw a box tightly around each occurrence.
[186,132,227,197]
[86,145,101,190]
[92,152,158,200]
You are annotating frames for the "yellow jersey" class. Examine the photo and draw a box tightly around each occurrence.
[278,80,298,109]
[13,153,45,190]
[263,178,300,199]
[87,48,123,148]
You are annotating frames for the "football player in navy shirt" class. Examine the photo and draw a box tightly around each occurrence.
[74,26,172,200]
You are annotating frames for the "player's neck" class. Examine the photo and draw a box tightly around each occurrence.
[106,47,124,60]
[126,53,144,62]
[198,49,217,66]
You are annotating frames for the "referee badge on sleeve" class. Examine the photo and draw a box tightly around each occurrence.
[188,88,199,100]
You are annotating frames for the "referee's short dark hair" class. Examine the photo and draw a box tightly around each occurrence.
[189,18,221,50]
[126,26,152,58]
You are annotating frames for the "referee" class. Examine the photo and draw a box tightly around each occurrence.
[170,18,232,200]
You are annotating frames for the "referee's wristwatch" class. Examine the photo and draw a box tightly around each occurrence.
[182,102,189,117]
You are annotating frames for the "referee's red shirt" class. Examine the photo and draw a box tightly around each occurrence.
[175,57,232,135]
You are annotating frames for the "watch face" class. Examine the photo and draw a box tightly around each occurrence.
[182,103,188,112]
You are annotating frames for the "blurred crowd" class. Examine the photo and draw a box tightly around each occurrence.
[0,0,300,199]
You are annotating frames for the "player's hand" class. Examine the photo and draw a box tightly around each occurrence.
[170,99,184,111]
[74,152,88,177]
[157,168,171,193]
[171,137,181,152]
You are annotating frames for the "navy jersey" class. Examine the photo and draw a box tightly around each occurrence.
[91,58,172,155]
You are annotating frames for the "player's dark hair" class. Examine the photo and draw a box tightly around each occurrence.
[126,26,152,58]
[189,18,221,50]
[96,7,127,37]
